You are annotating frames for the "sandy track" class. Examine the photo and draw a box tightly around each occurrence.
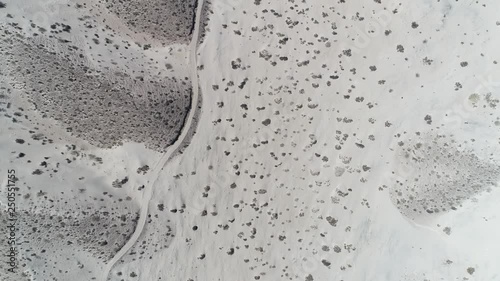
[101,1,205,279]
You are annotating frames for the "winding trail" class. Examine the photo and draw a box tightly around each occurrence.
[102,1,205,280]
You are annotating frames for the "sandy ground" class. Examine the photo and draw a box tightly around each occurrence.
[1,0,500,280]
[106,1,500,280]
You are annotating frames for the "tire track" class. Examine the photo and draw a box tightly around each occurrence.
[102,0,205,279]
